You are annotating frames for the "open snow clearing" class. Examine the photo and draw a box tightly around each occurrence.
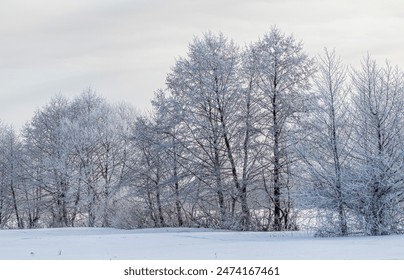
[0,227,403,260]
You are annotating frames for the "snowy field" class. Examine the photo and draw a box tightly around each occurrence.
[0,227,403,260]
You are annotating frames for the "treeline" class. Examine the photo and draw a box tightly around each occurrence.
[0,27,403,236]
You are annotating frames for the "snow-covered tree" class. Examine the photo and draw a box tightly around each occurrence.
[21,90,134,228]
[0,123,25,228]
[247,27,315,231]
[1,29,402,235]
[23,95,75,227]
[128,113,169,227]
[297,49,353,236]
[350,56,404,235]
[166,32,250,229]
[66,91,133,227]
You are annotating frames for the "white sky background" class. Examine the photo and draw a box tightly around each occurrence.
[1,0,404,128]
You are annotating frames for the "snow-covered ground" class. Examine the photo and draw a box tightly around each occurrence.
[0,227,403,260]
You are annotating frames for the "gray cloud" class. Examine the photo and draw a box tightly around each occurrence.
[1,0,403,128]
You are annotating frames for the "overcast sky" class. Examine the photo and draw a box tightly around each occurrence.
[1,0,403,128]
